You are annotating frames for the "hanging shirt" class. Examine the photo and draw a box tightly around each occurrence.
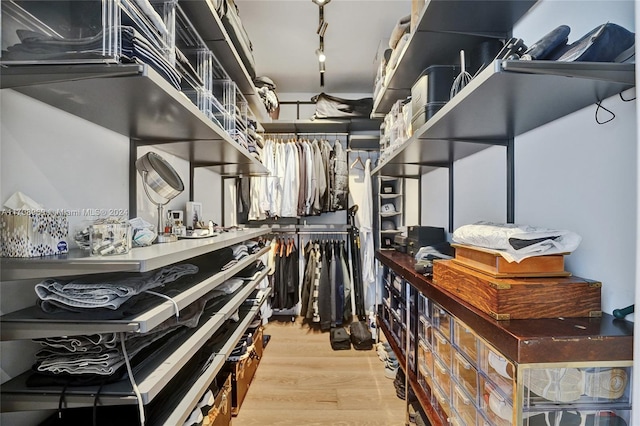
[260,139,276,216]
[304,141,316,216]
[281,142,300,217]
[297,141,307,216]
[361,158,376,310]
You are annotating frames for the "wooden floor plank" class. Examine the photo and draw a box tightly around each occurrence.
[233,319,407,426]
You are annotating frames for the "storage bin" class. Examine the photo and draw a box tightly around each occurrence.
[433,355,452,398]
[452,382,478,426]
[521,364,632,406]
[480,374,513,426]
[418,315,432,344]
[410,101,447,130]
[433,328,452,370]
[418,339,434,376]
[432,381,453,421]
[2,0,176,67]
[453,351,479,402]
[432,302,451,339]
[478,341,515,392]
[411,65,459,105]
[0,210,69,257]
[453,317,478,366]
[417,361,432,398]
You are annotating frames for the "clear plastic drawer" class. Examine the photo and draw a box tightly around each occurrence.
[433,355,452,400]
[432,302,451,339]
[418,339,434,377]
[480,373,513,426]
[453,317,478,365]
[521,364,632,407]
[419,315,432,344]
[433,328,452,370]
[479,341,515,392]
[453,350,479,402]
[432,382,453,423]
[452,382,478,426]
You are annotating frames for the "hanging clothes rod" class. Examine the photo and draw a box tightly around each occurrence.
[298,231,349,235]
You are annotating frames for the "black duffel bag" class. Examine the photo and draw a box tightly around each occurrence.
[349,321,374,350]
[330,327,351,350]
[311,93,373,120]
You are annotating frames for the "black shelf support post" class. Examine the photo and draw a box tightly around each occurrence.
[506,137,515,223]
[129,139,139,219]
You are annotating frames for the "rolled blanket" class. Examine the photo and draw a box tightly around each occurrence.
[389,15,411,50]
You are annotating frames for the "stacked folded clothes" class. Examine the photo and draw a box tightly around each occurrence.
[35,264,198,312]
[211,278,244,297]
[231,243,249,260]
[245,239,262,254]
[235,260,266,280]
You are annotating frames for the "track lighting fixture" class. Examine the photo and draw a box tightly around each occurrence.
[313,0,329,87]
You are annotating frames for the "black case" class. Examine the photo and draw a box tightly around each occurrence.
[407,226,446,243]
[349,321,374,350]
[330,327,352,350]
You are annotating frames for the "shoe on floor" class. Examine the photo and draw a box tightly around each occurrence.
[385,359,399,379]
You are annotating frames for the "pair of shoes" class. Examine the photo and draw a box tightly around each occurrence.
[183,407,204,426]
[377,345,396,362]
[488,350,514,379]
[385,358,399,379]
[197,389,214,413]
[526,368,628,403]
[525,410,627,426]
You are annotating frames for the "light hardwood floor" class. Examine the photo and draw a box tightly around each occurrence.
[233,319,407,426]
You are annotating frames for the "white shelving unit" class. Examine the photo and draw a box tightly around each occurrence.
[378,176,403,250]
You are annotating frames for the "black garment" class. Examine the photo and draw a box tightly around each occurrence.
[318,242,332,331]
[334,242,344,326]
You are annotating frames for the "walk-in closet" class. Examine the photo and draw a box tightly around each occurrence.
[0,0,638,425]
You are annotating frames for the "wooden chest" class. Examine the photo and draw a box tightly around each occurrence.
[432,260,601,320]
[451,244,570,278]
[204,373,233,426]
[225,342,261,416]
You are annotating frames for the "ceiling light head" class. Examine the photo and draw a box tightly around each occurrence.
[312,0,331,5]
[316,49,326,62]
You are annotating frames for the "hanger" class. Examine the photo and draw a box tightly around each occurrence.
[350,153,365,170]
